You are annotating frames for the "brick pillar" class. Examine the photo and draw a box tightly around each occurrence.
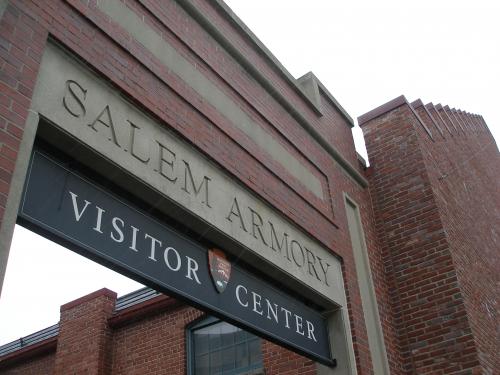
[0,0,49,295]
[53,288,117,375]
[359,97,481,374]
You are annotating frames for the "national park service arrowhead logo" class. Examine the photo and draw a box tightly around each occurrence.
[208,248,231,293]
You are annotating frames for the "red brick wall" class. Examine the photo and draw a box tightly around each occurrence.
[262,340,316,375]
[168,0,361,170]
[111,305,202,375]
[316,90,360,171]
[0,352,55,375]
[361,99,498,374]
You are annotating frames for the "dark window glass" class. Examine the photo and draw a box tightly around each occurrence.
[190,318,263,375]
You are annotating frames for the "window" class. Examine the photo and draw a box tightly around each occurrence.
[188,317,263,375]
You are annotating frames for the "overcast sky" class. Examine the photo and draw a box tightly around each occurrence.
[1,0,498,345]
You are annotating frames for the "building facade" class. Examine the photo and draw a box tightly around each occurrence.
[0,1,497,374]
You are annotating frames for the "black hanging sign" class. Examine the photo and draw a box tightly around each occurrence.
[18,150,334,366]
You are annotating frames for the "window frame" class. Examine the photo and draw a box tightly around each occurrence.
[186,316,265,375]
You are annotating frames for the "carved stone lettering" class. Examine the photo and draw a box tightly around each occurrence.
[88,105,121,148]
[226,197,247,232]
[32,44,344,304]
[269,221,289,258]
[305,248,321,282]
[63,80,87,118]
[156,141,177,183]
[182,160,211,208]
[62,76,333,286]
[249,207,268,246]
[127,120,151,164]
[291,240,306,268]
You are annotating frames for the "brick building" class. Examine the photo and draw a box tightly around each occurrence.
[0,1,498,374]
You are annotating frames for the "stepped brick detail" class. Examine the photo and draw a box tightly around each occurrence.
[360,96,499,374]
